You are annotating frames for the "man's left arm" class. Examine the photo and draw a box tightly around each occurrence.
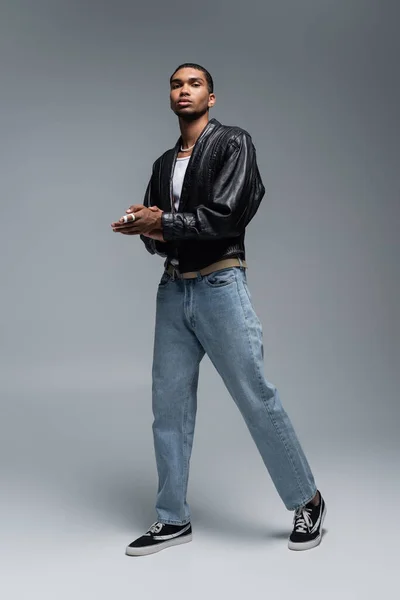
[161,132,265,241]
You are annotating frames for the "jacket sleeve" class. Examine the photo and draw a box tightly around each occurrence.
[161,132,265,241]
[139,173,169,257]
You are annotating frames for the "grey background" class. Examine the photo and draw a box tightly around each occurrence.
[1,0,399,598]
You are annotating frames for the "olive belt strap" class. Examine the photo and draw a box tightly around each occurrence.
[166,257,247,279]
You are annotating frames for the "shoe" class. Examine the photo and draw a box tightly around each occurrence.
[125,521,192,556]
[288,490,327,551]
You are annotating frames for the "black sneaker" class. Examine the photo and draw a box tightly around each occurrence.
[288,491,327,550]
[125,521,192,556]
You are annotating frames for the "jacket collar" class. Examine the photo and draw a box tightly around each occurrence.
[172,117,221,156]
[166,118,221,213]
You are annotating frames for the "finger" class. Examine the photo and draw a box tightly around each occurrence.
[113,222,144,232]
[127,208,145,219]
[112,223,129,230]
[111,214,136,228]
[116,209,144,224]
[120,214,135,224]
[112,225,137,232]
[112,225,139,234]
[126,204,145,213]
[123,225,144,233]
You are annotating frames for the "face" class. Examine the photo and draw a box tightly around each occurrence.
[170,68,216,120]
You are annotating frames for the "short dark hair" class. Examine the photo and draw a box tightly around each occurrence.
[170,63,214,94]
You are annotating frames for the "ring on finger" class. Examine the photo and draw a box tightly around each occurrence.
[121,214,135,223]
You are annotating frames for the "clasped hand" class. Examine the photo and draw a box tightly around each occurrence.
[111,205,165,242]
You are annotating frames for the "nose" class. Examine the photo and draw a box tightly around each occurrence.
[180,84,191,95]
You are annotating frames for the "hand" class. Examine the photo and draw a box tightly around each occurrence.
[144,207,166,241]
[142,229,166,242]
[111,205,164,236]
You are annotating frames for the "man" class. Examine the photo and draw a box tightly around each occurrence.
[111,63,326,556]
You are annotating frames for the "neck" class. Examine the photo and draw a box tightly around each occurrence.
[178,113,210,149]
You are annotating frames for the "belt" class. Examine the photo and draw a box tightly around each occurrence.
[166,257,247,279]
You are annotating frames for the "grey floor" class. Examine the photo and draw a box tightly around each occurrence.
[2,369,398,600]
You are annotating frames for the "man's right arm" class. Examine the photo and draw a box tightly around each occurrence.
[140,171,169,258]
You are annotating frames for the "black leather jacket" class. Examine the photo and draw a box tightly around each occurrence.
[140,117,265,273]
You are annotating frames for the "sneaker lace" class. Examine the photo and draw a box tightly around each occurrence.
[148,522,163,535]
[293,506,313,533]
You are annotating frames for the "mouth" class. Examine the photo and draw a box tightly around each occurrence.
[177,100,192,106]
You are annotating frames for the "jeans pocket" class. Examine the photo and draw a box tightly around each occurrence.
[236,269,252,302]
[204,267,237,288]
[158,271,172,287]
[243,279,252,302]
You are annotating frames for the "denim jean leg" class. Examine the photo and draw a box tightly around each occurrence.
[195,268,317,511]
[152,278,205,525]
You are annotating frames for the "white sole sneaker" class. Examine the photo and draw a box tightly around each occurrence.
[126,533,193,556]
[288,503,327,551]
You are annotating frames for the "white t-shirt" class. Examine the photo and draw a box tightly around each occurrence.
[170,156,190,267]
[172,156,190,212]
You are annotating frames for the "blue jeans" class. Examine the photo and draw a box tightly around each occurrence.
[151,265,317,525]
